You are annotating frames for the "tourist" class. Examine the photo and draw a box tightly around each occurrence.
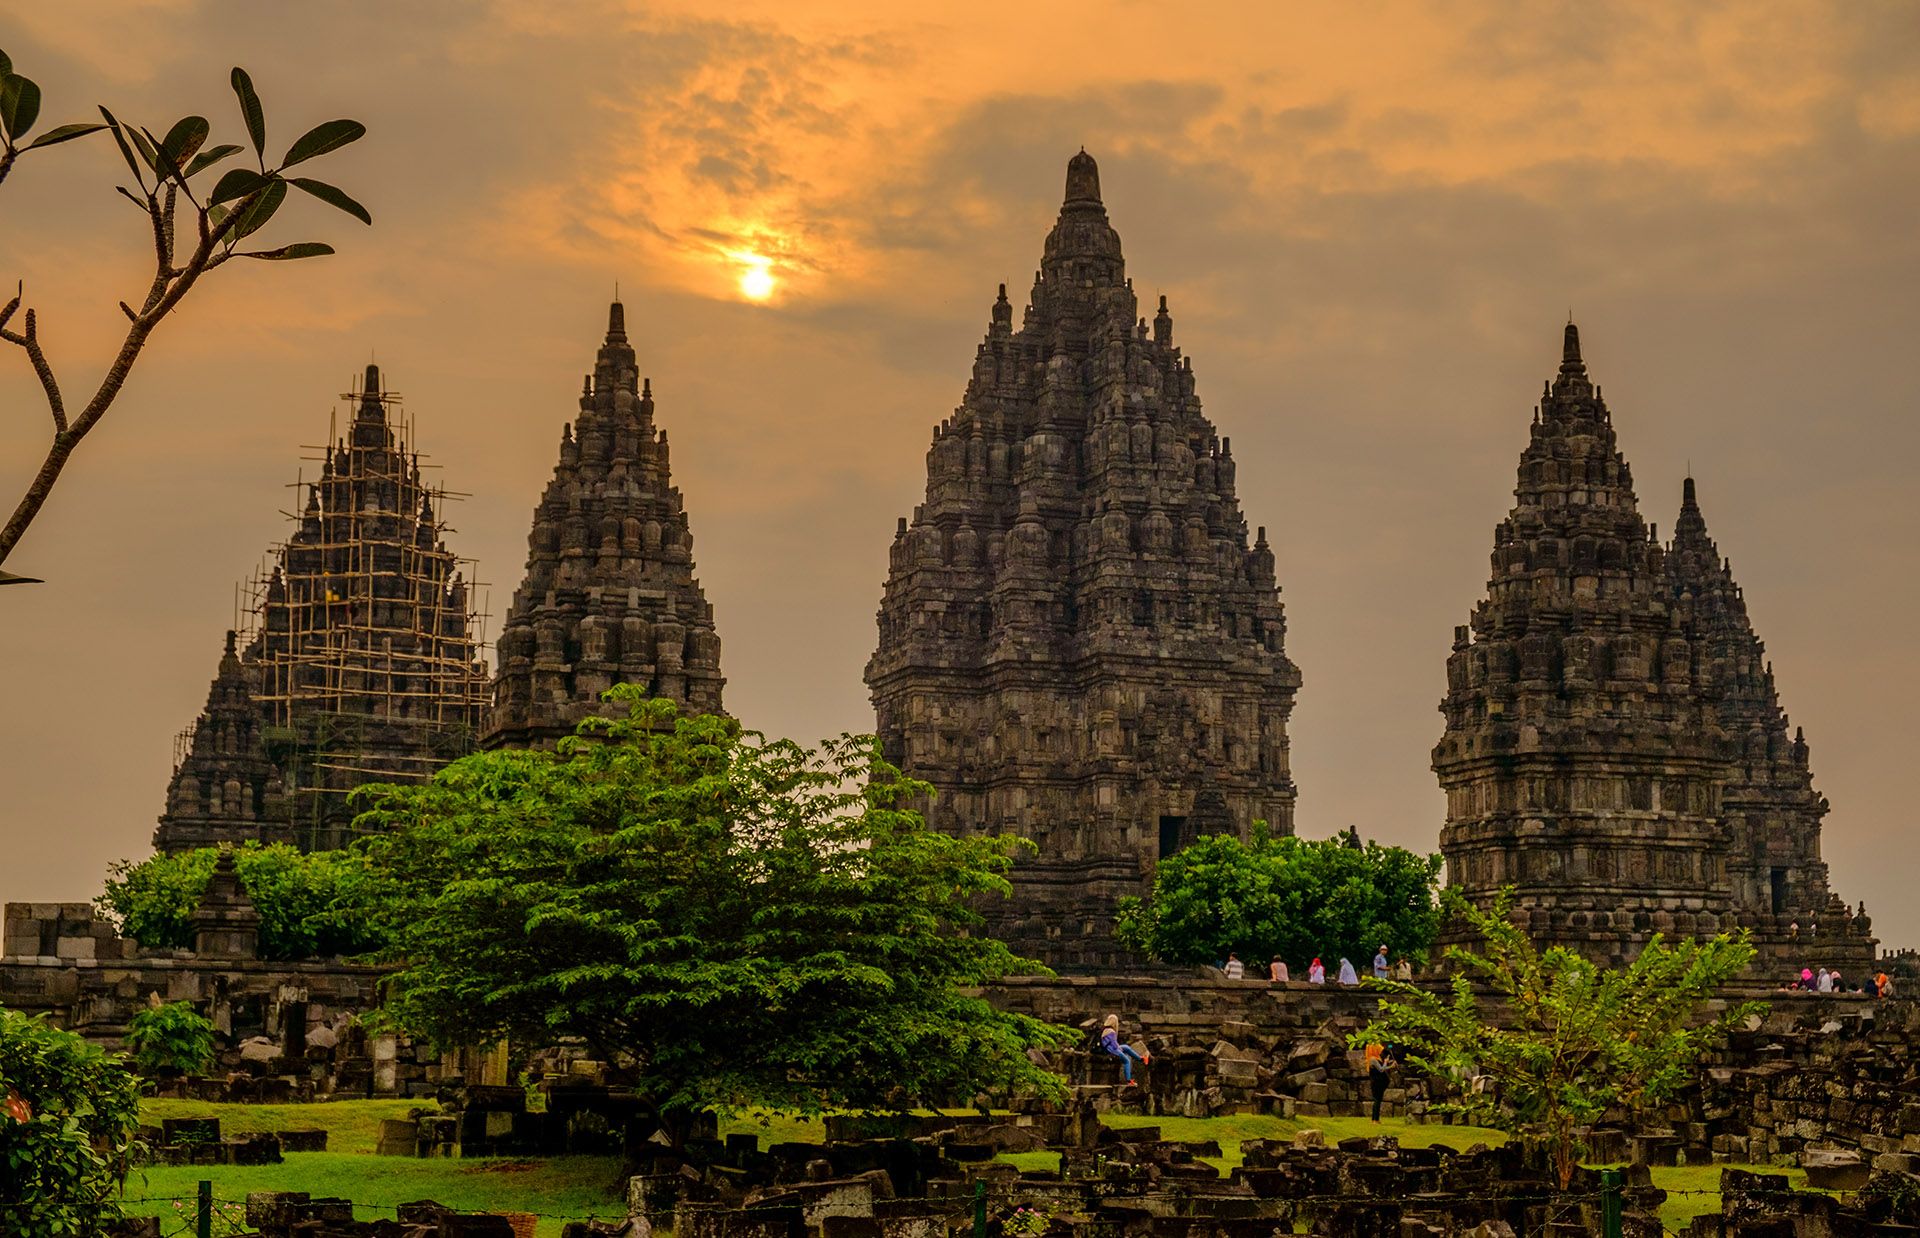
[1373,945,1390,979]
[1366,1042,1394,1122]
[1880,973,1896,998]
[1224,952,1245,980]
[1800,967,1814,991]
[1098,1014,1150,1086]
[1830,970,1844,993]
[1816,968,1833,992]
[1308,958,1326,984]
[1337,957,1359,986]
[1269,956,1289,983]
[1393,957,1413,981]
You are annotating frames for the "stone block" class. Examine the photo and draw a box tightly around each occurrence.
[1801,1149,1870,1191]
[376,1118,419,1157]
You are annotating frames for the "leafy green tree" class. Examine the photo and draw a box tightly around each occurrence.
[126,998,218,1077]
[0,51,370,570]
[0,1006,143,1238]
[1353,889,1762,1189]
[99,842,384,960]
[1115,829,1441,970]
[354,689,1075,1149]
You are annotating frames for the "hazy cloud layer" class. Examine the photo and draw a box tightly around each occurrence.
[3,2,1917,948]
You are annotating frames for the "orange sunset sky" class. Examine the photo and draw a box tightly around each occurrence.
[3,3,1918,944]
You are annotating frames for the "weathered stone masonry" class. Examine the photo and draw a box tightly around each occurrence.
[1435,324,1872,971]
[487,301,724,749]
[868,152,1300,970]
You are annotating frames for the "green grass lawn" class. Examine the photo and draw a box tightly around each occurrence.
[141,1097,429,1156]
[125,1098,1816,1235]
[125,1155,627,1238]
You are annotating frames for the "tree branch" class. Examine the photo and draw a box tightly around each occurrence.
[0,195,254,564]
[0,303,68,434]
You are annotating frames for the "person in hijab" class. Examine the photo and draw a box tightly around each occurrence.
[1800,967,1814,991]
[1098,1014,1150,1086]
[1337,958,1360,986]
[1308,958,1326,984]
[1816,968,1833,992]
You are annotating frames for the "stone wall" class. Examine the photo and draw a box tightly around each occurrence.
[0,901,445,1098]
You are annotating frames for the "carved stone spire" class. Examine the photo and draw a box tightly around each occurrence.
[1665,477,1869,966]
[157,362,488,854]
[486,301,725,748]
[1435,325,1733,966]
[868,151,1299,970]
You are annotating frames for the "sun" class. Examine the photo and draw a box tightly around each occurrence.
[736,255,776,302]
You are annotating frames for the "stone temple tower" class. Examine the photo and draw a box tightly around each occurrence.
[1436,324,1872,969]
[155,364,489,853]
[1665,476,1873,968]
[1435,324,1736,966]
[486,302,724,748]
[867,151,1301,969]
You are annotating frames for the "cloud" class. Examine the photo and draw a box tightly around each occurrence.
[3,1,1919,952]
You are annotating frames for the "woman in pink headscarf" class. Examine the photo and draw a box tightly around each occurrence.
[1308,958,1326,984]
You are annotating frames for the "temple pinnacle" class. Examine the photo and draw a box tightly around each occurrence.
[607,299,628,343]
[1064,148,1101,206]
[1561,321,1585,373]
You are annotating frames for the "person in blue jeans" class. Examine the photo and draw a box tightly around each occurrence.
[1099,1014,1150,1085]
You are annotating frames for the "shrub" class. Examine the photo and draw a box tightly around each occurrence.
[126,999,217,1077]
[0,1005,143,1238]
[99,842,384,960]
[1116,827,1442,969]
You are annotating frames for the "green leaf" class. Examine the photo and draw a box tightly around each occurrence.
[230,177,287,240]
[158,115,209,172]
[182,142,243,178]
[239,241,335,260]
[0,51,11,79]
[287,176,371,225]
[97,107,146,182]
[281,118,364,168]
[126,125,162,173]
[208,167,269,205]
[0,72,41,140]
[230,66,265,159]
[23,122,106,150]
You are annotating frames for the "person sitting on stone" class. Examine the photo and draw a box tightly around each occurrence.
[1816,967,1833,992]
[1799,967,1814,990]
[1098,1014,1149,1086]
[1337,957,1360,986]
[1269,956,1289,983]
[1393,957,1413,981]
[1308,957,1326,984]
[1224,951,1245,980]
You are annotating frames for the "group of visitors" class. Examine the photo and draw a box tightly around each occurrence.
[1099,1008,1408,1122]
[1786,966,1896,997]
[1220,945,1413,985]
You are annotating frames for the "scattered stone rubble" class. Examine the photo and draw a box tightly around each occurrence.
[1659,999,1920,1174]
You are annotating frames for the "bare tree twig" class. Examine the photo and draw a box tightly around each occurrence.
[0,306,67,433]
